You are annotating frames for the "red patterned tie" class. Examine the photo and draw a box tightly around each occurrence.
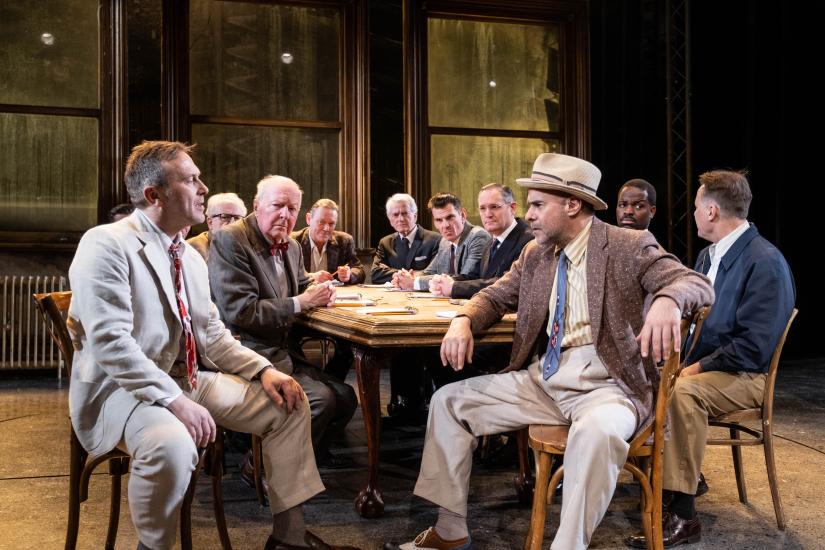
[270,241,289,256]
[169,242,198,390]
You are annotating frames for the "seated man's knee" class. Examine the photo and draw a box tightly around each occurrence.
[139,423,199,480]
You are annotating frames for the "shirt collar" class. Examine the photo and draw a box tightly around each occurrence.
[711,220,750,263]
[399,225,418,244]
[135,208,178,251]
[496,219,519,244]
[310,238,327,255]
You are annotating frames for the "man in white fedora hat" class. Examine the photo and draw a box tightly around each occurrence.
[385,152,714,550]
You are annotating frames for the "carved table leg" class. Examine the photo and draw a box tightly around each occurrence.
[353,345,385,518]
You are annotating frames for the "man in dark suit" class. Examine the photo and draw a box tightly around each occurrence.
[291,198,365,381]
[371,193,441,284]
[291,198,365,285]
[628,170,795,548]
[429,183,533,299]
[386,153,712,550]
[209,176,357,466]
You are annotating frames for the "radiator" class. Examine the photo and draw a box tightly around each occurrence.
[1,275,67,371]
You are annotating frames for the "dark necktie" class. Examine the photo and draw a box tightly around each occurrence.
[169,242,198,390]
[489,239,501,260]
[396,235,410,267]
[448,244,457,275]
[542,250,568,380]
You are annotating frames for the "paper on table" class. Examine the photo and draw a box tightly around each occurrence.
[436,310,458,319]
[334,299,376,307]
[354,306,417,315]
[358,282,393,288]
[336,293,362,300]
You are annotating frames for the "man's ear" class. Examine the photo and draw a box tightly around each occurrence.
[143,185,161,207]
[566,197,583,216]
[306,211,313,226]
[650,205,657,218]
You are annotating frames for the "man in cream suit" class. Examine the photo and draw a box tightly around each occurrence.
[386,153,714,550]
[69,141,350,550]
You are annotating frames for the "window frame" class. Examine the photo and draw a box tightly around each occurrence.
[162,0,370,247]
[403,0,591,226]
[0,0,127,250]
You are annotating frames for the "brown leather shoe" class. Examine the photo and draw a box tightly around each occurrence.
[264,534,306,550]
[384,527,473,550]
[626,511,701,548]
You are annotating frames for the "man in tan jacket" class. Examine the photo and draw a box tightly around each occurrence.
[386,153,714,550]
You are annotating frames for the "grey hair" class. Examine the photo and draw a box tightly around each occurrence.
[479,183,515,204]
[255,175,303,204]
[206,192,247,217]
[385,193,418,217]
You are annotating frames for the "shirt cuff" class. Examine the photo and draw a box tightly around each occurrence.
[414,276,424,290]
[292,297,301,313]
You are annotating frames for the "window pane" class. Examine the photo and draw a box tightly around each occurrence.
[0,0,99,108]
[428,18,560,132]
[190,0,340,121]
[430,134,559,226]
[192,124,339,224]
[0,113,99,232]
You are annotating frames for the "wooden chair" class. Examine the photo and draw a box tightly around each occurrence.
[523,309,708,550]
[706,308,798,530]
[33,291,232,550]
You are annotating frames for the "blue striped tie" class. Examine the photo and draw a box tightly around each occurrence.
[542,251,567,380]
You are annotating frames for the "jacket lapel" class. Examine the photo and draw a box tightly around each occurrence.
[248,216,283,297]
[586,219,608,347]
[407,226,424,268]
[326,236,340,273]
[134,225,180,324]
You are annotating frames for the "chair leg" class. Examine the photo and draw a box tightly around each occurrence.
[65,432,86,550]
[729,427,748,503]
[252,434,267,506]
[104,458,128,550]
[514,429,535,505]
[210,434,233,549]
[762,423,786,530]
[524,451,553,550]
[181,448,208,550]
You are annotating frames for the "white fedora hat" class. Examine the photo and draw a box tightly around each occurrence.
[516,153,607,210]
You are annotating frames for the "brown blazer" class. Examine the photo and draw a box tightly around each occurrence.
[460,217,713,427]
[290,227,366,284]
[186,230,210,261]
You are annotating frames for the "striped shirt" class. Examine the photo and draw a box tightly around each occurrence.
[547,219,593,348]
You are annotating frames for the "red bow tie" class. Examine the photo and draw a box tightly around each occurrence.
[269,241,289,256]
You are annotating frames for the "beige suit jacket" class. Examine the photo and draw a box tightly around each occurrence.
[460,217,713,428]
[67,212,270,456]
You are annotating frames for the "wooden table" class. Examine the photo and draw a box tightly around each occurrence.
[297,286,516,518]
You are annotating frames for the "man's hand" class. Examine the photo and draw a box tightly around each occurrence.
[440,316,474,371]
[297,282,336,309]
[679,362,703,377]
[337,265,351,283]
[637,296,682,363]
[260,367,304,413]
[167,394,216,447]
[392,269,415,290]
[429,274,455,297]
[310,270,334,284]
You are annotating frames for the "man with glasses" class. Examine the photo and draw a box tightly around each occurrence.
[187,192,247,261]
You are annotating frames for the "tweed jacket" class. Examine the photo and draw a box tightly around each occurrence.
[451,218,534,299]
[290,226,366,284]
[208,214,311,374]
[460,217,714,428]
[688,224,795,374]
[371,224,442,284]
[186,230,210,261]
[67,212,269,456]
[416,222,491,287]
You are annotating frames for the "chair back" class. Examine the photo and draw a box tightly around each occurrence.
[32,291,74,375]
[762,308,798,422]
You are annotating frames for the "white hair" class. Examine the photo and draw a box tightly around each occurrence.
[385,193,417,217]
[255,175,303,204]
[206,192,247,217]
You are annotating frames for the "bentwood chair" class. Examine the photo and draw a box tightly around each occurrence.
[706,308,798,530]
[33,291,232,550]
[523,308,708,550]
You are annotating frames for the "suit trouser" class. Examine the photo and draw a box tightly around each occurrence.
[663,370,765,494]
[120,370,324,550]
[292,362,358,454]
[413,345,638,550]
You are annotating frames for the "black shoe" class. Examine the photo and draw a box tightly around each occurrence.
[695,473,708,497]
[626,511,701,548]
[384,400,428,428]
[316,452,355,470]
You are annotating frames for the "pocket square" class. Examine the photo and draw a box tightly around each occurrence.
[414,255,428,261]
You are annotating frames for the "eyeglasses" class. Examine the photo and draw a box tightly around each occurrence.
[210,213,243,223]
[478,203,507,213]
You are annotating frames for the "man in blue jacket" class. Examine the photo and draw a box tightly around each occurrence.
[629,170,796,548]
